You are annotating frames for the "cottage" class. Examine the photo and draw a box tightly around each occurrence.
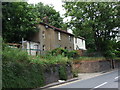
[22,22,86,55]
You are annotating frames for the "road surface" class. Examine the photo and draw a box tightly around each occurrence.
[49,69,120,90]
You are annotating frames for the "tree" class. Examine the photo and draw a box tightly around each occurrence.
[2,2,64,43]
[63,2,120,57]
[2,2,39,43]
[34,2,64,28]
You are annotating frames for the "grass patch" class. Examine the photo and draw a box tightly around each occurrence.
[114,57,120,61]
[73,57,106,61]
[29,54,70,66]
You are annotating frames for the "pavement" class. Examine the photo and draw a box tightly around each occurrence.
[33,69,119,90]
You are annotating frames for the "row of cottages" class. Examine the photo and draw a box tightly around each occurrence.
[22,22,86,56]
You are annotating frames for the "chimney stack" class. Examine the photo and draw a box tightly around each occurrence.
[42,16,49,24]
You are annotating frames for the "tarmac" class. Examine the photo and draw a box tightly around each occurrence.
[33,71,108,90]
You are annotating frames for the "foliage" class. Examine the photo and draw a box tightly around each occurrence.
[63,2,120,57]
[67,50,79,58]
[113,50,120,57]
[2,2,64,43]
[59,65,67,80]
[34,2,64,28]
[2,2,39,43]
[2,45,71,88]
[114,41,120,57]
[29,54,70,66]
[2,46,45,88]
[49,48,79,58]
[3,63,45,88]
[50,48,68,56]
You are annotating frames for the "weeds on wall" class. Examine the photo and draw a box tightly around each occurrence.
[59,65,67,80]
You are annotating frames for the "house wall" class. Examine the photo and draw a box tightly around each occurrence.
[54,31,74,50]
[37,25,56,51]
[22,41,40,55]
[74,37,86,50]
[36,24,74,51]
[27,24,86,54]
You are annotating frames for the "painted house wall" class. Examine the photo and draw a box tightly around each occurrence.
[74,37,86,50]
[22,41,40,55]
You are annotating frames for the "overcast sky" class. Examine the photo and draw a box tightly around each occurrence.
[27,0,72,33]
[28,0,65,17]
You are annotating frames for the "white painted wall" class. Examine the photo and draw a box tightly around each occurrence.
[74,37,86,50]
[22,41,40,55]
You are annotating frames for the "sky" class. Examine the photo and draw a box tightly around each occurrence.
[28,0,65,17]
[27,0,72,33]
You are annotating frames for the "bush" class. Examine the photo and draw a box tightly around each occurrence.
[3,46,29,62]
[3,63,45,88]
[113,50,120,57]
[49,48,79,58]
[2,45,71,88]
[67,50,79,58]
[2,46,45,88]
[29,54,70,65]
[50,48,68,56]
[103,50,115,59]
[59,65,67,80]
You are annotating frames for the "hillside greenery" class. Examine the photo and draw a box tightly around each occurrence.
[2,44,71,88]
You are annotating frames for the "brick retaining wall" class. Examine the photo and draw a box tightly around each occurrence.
[73,60,120,73]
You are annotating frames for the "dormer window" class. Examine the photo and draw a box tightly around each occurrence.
[58,32,61,40]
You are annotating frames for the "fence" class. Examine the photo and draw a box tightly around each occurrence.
[22,48,49,56]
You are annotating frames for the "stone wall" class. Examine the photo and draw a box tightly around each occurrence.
[44,64,73,85]
[42,60,120,85]
[115,60,120,69]
[73,60,120,73]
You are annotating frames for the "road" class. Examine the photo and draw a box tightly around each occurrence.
[49,69,120,90]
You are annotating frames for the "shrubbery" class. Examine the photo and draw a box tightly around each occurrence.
[49,48,79,58]
[2,45,71,88]
[2,46,45,88]
[59,65,67,80]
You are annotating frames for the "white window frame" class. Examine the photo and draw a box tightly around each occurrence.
[58,32,61,40]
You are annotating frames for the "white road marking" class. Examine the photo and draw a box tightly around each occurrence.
[93,82,108,89]
[115,76,120,79]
